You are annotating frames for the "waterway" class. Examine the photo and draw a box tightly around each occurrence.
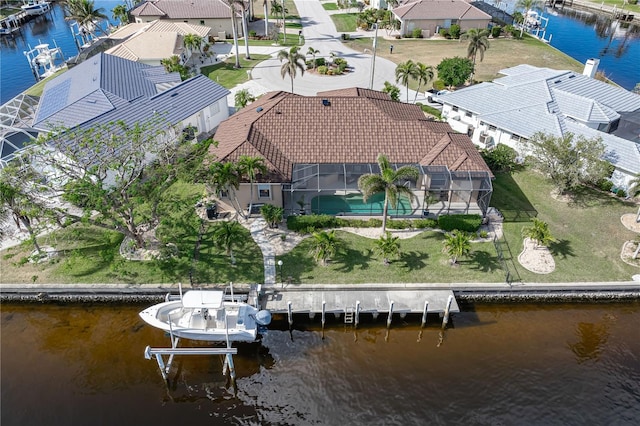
[2,302,639,425]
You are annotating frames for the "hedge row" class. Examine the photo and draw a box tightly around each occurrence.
[286,214,482,233]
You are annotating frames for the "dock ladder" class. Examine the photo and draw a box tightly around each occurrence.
[344,306,354,324]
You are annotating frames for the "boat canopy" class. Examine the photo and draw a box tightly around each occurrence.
[182,290,224,309]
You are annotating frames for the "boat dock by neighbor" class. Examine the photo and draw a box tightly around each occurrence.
[260,287,459,328]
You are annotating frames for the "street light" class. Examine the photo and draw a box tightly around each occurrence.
[277,260,283,284]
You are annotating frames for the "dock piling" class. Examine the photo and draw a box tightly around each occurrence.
[355,300,360,327]
[287,301,293,327]
[321,301,326,328]
[442,295,453,329]
[387,300,394,328]
[421,301,429,328]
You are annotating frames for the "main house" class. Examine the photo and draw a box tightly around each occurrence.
[131,0,243,39]
[437,63,640,190]
[209,89,493,218]
[32,53,229,140]
[391,0,492,38]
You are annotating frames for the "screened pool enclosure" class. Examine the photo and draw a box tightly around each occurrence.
[283,163,493,217]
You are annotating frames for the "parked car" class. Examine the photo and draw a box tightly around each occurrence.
[427,90,451,104]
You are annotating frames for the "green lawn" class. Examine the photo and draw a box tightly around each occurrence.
[322,2,338,10]
[247,34,300,47]
[490,170,638,282]
[584,0,640,13]
[278,230,504,284]
[24,69,67,97]
[331,13,358,32]
[200,54,270,88]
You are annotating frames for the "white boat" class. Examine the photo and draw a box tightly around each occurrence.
[21,1,51,16]
[139,289,272,342]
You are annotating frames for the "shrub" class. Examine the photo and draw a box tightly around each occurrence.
[412,28,423,38]
[287,214,384,231]
[480,144,518,173]
[317,65,328,75]
[439,28,449,38]
[387,219,411,229]
[333,57,347,66]
[449,24,461,39]
[597,179,614,192]
[433,79,445,91]
[249,30,257,38]
[395,34,401,39]
[337,63,347,73]
[413,218,437,229]
[616,188,627,198]
[491,26,502,38]
[478,230,489,239]
[315,57,326,67]
[438,214,483,232]
[629,0,637,4]
[341,33,350,40]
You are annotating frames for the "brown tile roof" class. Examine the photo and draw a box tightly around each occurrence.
[393,0,491,21]
[209,90,492,180]
[131,0,235,19]
[317,87,393,100]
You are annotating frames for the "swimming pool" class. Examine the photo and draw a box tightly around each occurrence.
[310,193,414,215]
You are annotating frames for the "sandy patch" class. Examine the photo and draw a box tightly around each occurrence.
[338,227,426,240]
[620,214,640,233]
[550,189,572,203]
[262,226,308,256]
[518,237,555,274]
[620,240,640,268]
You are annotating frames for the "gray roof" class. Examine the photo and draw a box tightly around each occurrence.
[393,0,491,20]
[33,53,229,135]
[131,0,235,19]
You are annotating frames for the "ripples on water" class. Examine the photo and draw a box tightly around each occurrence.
[1,302,639,425]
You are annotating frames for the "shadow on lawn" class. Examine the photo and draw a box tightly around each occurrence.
[398,250,427,270]
[334,247,373,273]
[569,185,635,209]
[548,239,575,259]
[466,250,501,273]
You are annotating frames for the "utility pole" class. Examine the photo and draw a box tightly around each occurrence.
[369,22,378,90]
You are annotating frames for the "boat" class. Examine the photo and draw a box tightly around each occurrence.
[21,1,51,16]
[24,42,65,80]
[139,288,272,342]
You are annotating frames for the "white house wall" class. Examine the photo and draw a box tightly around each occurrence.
[182,97,229,135]
[134,16,241,38]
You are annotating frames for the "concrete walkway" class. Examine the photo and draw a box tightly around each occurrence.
[248,218,276,286]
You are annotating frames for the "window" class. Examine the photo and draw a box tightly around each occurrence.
[210,102,220,115]
[465,111,472,118]
[452,106,459,112]
[219,190,228,198]
[200,20,205,25]
[488,125,497,131]
[258,184,271,199]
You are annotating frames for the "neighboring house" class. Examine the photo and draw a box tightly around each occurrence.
[438,63,640,189]
[130,0,242,39]
[32,53,230,141]
[209,88,493,218]
[105,20,211,66]
[392,0,491,37]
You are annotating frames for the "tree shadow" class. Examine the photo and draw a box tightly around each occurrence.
[568,185,635,209]
[466,250,501,272]
[397,250,427,271]
[334,247,372,273]
[548,239,575,259]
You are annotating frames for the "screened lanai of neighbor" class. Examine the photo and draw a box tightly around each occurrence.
[286,163,492,217]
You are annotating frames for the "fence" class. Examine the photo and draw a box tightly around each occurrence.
[499,209,538,222]
[493,234,521,285]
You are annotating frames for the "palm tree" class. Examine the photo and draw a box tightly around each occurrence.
[307,47,320,69]
[462,28,490,81]
[310,230,341,266]
[160,55,190,80]
[357,154,419,233]
[516,0,543,16]
[278,46,306,93]
[442,230,471,265]
[234,88,256,109]
[395,60,418,103]
[237,155,267,215]
[270,0,282,27]
[522,218,555,248]
[183,33,203,66]
[260,204,284,228]
[382,81,400,101]
[111,4,128,27]
[209,162,244,218]
[212,220,244,264]
[63,0,108,37]
[375,231,400,265]
[223,0,243,68]
[238,1,251,59]
[413,62,434,103]
[263,0,269,36]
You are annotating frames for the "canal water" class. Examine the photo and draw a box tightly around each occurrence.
[2,302,639,425]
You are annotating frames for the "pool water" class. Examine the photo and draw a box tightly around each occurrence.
[310,193,414,215]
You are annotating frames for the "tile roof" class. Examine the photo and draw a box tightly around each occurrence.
[131,0,235,19]
[393,0,491,20]
[210,90,491,181]
[106,32,184,61]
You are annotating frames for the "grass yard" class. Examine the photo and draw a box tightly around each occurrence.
[490,170,638,282]
[279,231,504,284]
[201,54,270,88]
[24,69,67,97]
[343,36,583,86]
[0,181,264,285]
[322,2,338,10]
[331,13,358,32]
[585,0,640,13]
[247,34,300,47]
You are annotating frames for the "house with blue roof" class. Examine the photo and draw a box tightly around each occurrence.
[438,64,640,190]
[33,52,230,141]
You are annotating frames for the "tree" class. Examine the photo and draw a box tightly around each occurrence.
[183,33,203,66]
[63,0,108,37]
[160,55,191,81]
[278,46,306,93]
[395,60,418,103]
[413,62,434,103]
[223,0,243,68]
[260,203,283,228]
[263,0,269,36]
[237,155,267,216]
[30,118,183,249]
[382,81,400,101]
[111,4,128,27]
[522,218,555,248]
[629,174,640,198]
[310,230,341,266]
[436,57,474,88]
[480,144,518,173]
[516,0,543,17]
[357,154,419,233]
[234,88,256,109]
[212,220,244,264]
[307,47,320,69]
[442,230,471,265]
[521,132,611,194]
[209,161,245,218]
[374,231,400,265]
[633,83,640,96]
[238,1,251,59]
[461,28,490,81]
